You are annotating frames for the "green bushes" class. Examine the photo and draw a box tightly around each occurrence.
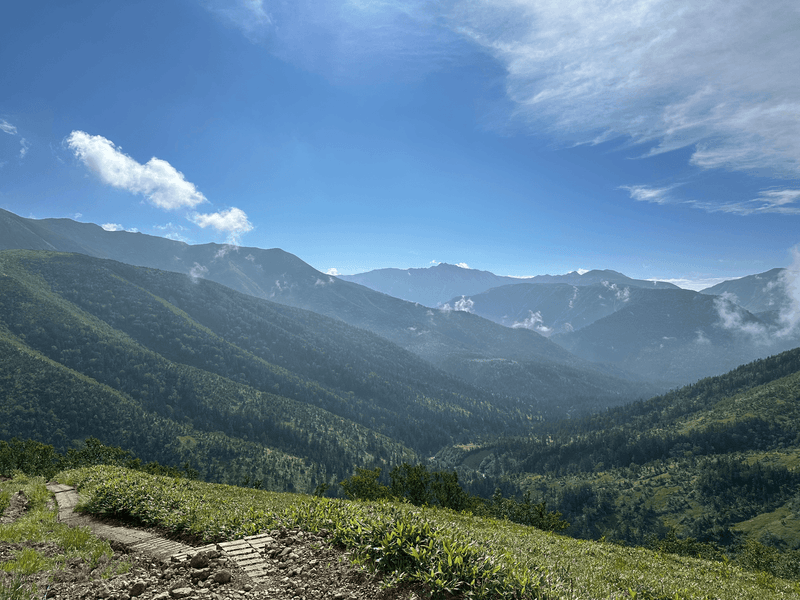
[340,463,568,532]
[0,437,196,481]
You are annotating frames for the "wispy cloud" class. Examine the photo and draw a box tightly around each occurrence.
[512,310,551,335]
[650,277,733,292]
[201,0,465,82]
[326,267,340,276]
[1,118,30,159]
[620,185,676,205]
[439,295,474,313]
[623,185,800,215]
[67,131,208,210]
[0,119,17,135]
[453,0,800,183]
[101,222,138,233]
[203,0,272,42]
[712,189,800,215]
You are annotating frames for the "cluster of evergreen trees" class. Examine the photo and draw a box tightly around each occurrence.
[338,463,569,532]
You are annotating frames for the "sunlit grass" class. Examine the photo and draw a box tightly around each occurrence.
[0,474,127,581]
[61,465,800,599]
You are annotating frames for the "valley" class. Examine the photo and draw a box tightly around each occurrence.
[2,210,800,595]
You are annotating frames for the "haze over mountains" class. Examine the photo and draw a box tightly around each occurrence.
[339,262,678,308]
[3,208,798,389]
[0,209,658,413]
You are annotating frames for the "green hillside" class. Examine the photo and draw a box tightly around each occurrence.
[0,250,552,487]
[435,347,800,550]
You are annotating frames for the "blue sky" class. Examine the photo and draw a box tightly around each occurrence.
[1,0,799,289]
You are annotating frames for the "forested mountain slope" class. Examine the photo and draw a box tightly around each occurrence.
[0,250,566,488]
[700,267,788,314]
[437,347,800,548]
[0,209,658,410]
[551,287,792,382]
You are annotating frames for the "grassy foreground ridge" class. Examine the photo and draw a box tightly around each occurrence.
[61,466,800,599]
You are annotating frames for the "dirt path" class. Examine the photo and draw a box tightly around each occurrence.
[47,483,206,559]
[43,483,424,600]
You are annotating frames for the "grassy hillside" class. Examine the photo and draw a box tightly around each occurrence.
[58,465,800,599]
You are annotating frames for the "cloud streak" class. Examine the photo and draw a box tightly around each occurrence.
[621,185,676,205]
[622,185,800,215]
[0,120,17,135]
[202,0,466,82]
[452,0,800,182]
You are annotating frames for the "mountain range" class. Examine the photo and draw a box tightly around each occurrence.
[0,208,660,406]
[339,262,678,308]
[3,208,800,552]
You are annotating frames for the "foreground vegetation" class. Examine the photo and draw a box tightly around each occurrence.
[60,465,800,599]
[0,473,126,599]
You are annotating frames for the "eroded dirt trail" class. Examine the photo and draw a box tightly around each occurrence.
[39,483,423,600]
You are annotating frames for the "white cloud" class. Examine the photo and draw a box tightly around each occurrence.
[202,0,465,83]
[326,267,340,276]
[456,262,470,269]
[1,119,30,160]
[189,262,209,281]
[214,244,238,259]
[203,0,273,42]
[0,119,17,135]
[190,207,253,243]
[453,0,800,181]
[714,292,769,340]
[102,223,123,231]
[777,246,800,335]
[601,280,630,302]
[512,310,551,335]
[440,295,474,313]
[66,131,208,210]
